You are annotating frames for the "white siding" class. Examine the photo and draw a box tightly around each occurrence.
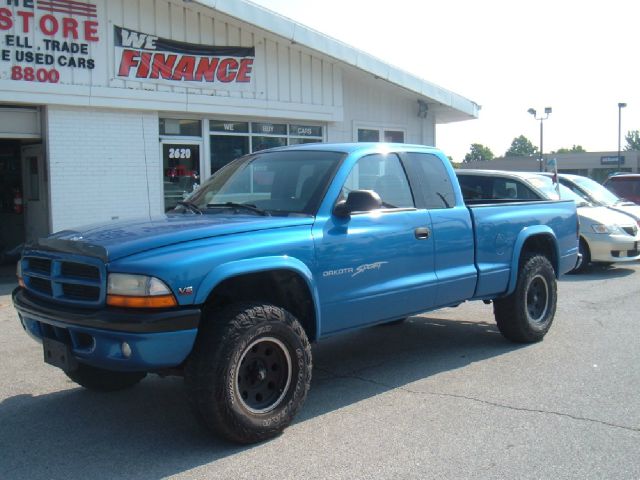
[328,67,435,145]
[47,106,161,231]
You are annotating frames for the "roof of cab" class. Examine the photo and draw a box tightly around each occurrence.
[264,142,445,155]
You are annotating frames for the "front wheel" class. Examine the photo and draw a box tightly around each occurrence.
[570,238,590,274]
[185,303,312,444]
[493,254,557,343]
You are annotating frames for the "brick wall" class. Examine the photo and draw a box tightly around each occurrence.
[47,106,161,232]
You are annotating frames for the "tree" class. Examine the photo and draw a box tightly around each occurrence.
[505,135,538,157]
[463,143,495,163]
[624,130,640,151]
[553,145,586,154]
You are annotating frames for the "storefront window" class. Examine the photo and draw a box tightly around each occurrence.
[209,120,324,174]
[357,127,405,143]
[211,136,249,173]
[358,129,380,142]
[384,130,405,143]
[159,118,202,136]
[252,136,287,152]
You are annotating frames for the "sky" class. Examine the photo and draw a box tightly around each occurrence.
[250,0,640,162]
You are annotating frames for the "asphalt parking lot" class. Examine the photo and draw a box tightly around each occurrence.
[0,262,639,479]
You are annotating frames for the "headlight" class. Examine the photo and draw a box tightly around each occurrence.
[107,273,177,308]
[590,224,612,234]
[16,260,24,288]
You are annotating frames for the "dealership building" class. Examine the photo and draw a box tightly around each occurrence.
[459,151,640,183]
[0,0,478,252]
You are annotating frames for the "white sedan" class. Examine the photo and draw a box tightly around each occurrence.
[457,170,640,272]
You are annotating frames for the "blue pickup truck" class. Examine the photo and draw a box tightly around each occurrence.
[13,143,578,443]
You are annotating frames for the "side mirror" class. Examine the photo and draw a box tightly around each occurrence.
[333,190,382,218]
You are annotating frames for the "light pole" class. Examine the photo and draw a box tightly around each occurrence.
[528,107,552,172]
[618,102,627,172]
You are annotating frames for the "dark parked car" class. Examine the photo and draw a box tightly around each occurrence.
[603,174,640,205]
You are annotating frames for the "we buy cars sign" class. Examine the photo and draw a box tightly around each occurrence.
[115,26,255,90]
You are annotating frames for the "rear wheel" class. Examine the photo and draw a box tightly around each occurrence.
[65,364,146,392]
[493,254,557,343]
[185,303,312,444]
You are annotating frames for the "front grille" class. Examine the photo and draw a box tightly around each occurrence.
[622,226,638,236]
[30,276,53,295]
[62,283,100,301]
[28,258,51,275]
[22,255,105,306]
[61,262,100,281]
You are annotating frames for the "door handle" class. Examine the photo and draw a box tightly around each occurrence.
[414,227,431,240]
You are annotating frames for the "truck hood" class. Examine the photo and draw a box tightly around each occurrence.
[27,214,314,262]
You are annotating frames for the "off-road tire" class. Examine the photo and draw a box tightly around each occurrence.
[65,363,146,392]
[185,302,312,444]
[493,254,557,343]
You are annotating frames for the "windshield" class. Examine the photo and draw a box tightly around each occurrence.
[527,176,589,205]
[179,150,344,216]
[569,176,621,205]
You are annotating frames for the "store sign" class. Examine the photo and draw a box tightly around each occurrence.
[601,155,624,165]
[115,26,255,89]
[0,0,99,84]
[251,122,287,135]
[290,124,322,137]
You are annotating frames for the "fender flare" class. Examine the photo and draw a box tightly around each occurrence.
[194,256,321,340]
[506,226,559,296]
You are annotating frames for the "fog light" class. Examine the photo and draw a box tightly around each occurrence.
[121,342,132,358]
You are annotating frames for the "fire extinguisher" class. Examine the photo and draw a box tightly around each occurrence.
[13,188,23,214]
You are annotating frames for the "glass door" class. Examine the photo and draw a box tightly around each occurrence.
[161,141,202,211]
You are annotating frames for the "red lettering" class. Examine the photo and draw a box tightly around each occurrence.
[171,55,196,81]
[84,20,98,42]
[236,58,253,83]
[117,50,140,77]
[136,52,152,78]
[0,8,12,30]
[150,53,177,79]
[216,58,238,83]
[39,15,58,36]
[194,57,219,82]
[62,18,78,40]
[11,65,22,80]
[17,10,34,33]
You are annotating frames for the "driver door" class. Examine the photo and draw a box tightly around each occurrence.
[314,152,436,335]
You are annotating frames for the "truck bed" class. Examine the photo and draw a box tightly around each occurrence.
[468,199,579,298]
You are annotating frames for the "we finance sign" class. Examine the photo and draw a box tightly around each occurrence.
[115,26,255,90]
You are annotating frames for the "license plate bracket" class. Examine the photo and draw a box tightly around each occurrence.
[43,337,78,372]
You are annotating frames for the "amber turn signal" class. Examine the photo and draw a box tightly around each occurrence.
[106,294,177,308]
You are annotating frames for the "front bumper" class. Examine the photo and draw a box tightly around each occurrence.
[12,288,201,371]
[583,233,640,263]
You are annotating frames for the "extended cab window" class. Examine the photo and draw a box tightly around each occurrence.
[405,153,455,208]
[341,153,414,209]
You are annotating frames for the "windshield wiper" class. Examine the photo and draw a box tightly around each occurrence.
[176,201,202,214]
[206,202,271,216]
